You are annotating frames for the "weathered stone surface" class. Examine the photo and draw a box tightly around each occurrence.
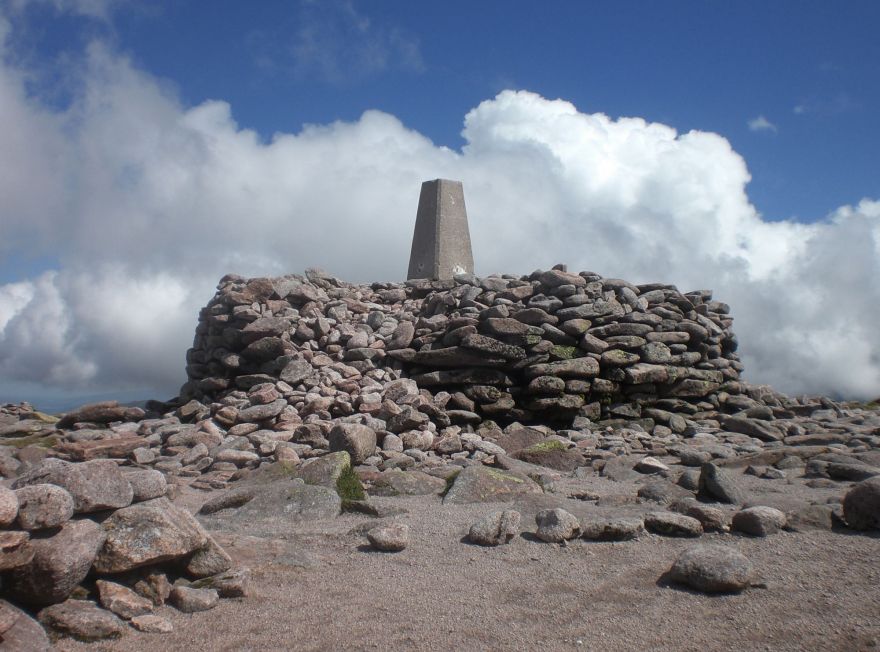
[214,481,342,523]
[366,523,409,552]
[645,511,703,537]
[7,519,106,605]
[198,487,256,515]
[581,517,644,541]
[96,580,154,620]
[699,462,745,504]
[0,485,19,527]
[280,358,313,385]
[535,508,581,543]
[468,510,521,546]
[57,401,144,427]
[367,470,447,497]
[732,506,787,536]
[721,416,784,442]
[133,570,172,606]
[38,599,127,640]
[191,568,250,598]
[0,530,34,571]
[516,441,584,472]
[0,600,51,651]
[13,459,133,514]
[14,484,74,531]
[238,399,287,422]
[59,437,148,462]
[667,544,753,593]
[94,497,208,573]
[184,534,234,578]
[443,466,542,504]
[170,586,219,613]
[124,468,167,502]
[328,423,377,464]
[843,477,880,531]
[292,452,351,487]
[130,614,173,633]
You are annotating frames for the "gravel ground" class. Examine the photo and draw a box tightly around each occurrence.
[55,489,880,652]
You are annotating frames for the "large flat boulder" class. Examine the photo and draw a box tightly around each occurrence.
[13,459,133,514]
[94,497,208,573]
[443,466,542,505]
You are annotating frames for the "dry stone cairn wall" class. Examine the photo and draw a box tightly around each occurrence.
[181,266,743,435]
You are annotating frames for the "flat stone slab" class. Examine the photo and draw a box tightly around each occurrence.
[443,466,542,505]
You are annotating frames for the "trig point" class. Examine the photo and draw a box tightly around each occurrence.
[407,179,474,280]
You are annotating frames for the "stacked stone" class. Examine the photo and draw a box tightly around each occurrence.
[0,457,246,642]
[181,267,742,432]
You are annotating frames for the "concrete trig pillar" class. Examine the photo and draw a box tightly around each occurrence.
[407,179,474,280]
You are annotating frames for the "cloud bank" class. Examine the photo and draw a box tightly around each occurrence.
[1,28,878,402]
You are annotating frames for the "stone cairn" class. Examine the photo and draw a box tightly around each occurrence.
[1,181,879,644]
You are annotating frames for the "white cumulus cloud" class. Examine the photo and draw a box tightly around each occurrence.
[0,30,878,402]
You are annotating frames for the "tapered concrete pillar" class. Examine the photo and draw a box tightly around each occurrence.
[407,179,474,280]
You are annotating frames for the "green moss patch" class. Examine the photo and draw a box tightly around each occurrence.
[336,464,366,502]
[521,439,567,455]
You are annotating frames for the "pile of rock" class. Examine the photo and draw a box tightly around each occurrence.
[180,267,744,430]
[0,457,246,644]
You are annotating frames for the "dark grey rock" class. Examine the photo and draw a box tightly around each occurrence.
[699,462,745,504]
[843,477,880,531]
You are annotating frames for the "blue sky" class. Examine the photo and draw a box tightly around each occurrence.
[8,0,878,227]
[1,0,879,409]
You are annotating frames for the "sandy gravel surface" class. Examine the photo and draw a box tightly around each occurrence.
[55,489,880,652]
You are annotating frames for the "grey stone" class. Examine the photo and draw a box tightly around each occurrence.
[581,517,644,541]
[94,497,209,573]
[667,544,753,593]
[0,599,51,651]
[644,511,703,537]
[732,506,787,536]
[699,462,745,504]
[170,586,219,613]
[13,458,133,514]
[280,358,313,385]
[184,534,234,578]
[468,510,521,546]
[124,468,167,502]
[443,466,542,504]
[96,580,154,620]
[0,486,18,527]
[407,179,473,280]
[14,484,74,531]
[0,530,34,571]
[367,523,409,552]
[843,477,880,530]
[7,519,106,605]
[38,600,126,641]
[191,568,250,598]
[535,508,582,543]
[131,614,173,633]
[328,423,378,464]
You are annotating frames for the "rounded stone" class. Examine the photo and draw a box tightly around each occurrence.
[843,477,880,531]
[329,423,377,465]
[644,511,703,537]
[581,517,644,541]
[0,486,19,527]
[366,523,409,552]
[535,508,581,543]
[668,544,753,593]
[468,510,521,546]
[14,484,75,531]
[732,506,787,536]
